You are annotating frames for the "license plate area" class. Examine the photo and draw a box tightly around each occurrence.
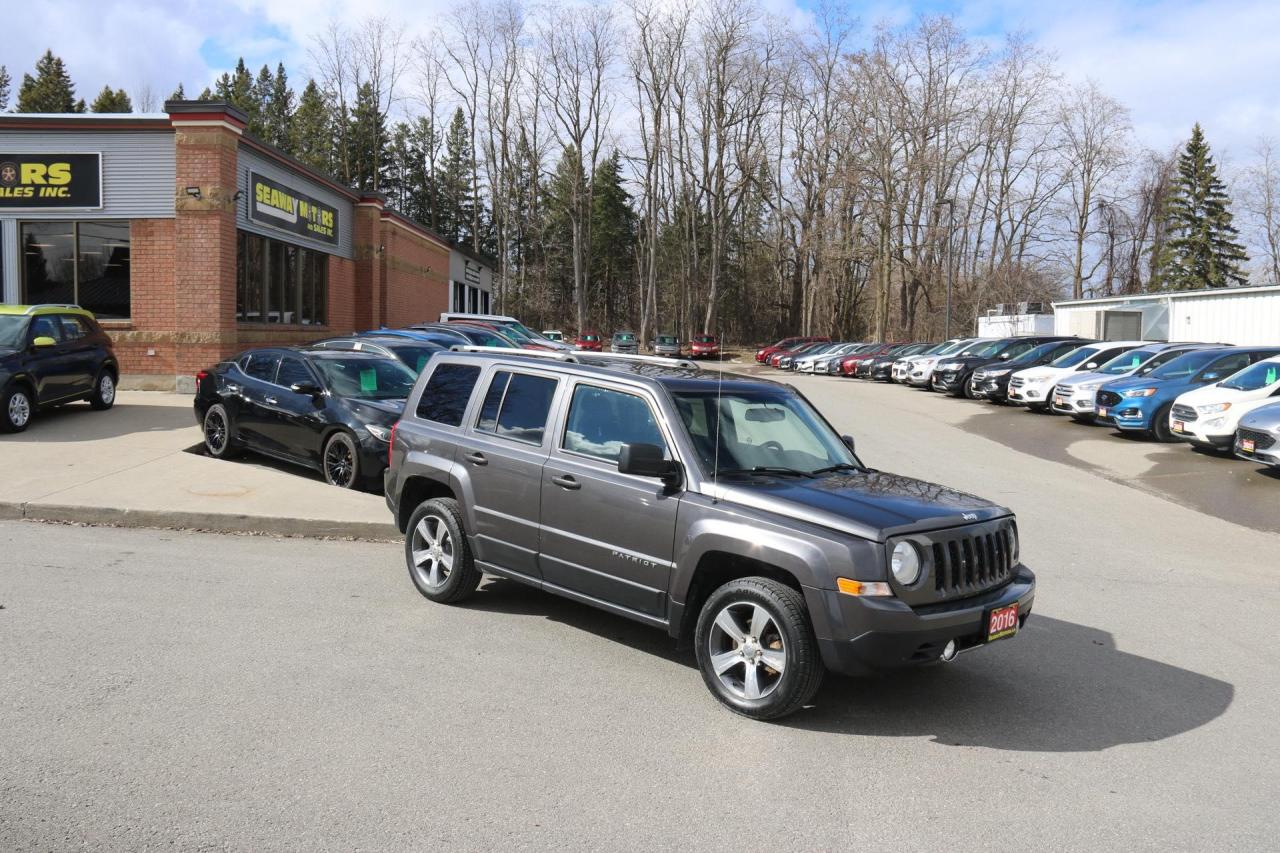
[1172,420,1186,433]
[1098,406,1109,417]
[1241,438,1256,453]
[985,603,1019,643]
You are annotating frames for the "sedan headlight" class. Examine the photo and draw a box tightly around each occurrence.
[1122,388,1157,398]
[890,541,922,585]
[1196,402,1232,415]
[985,368,1011,377]
[1077,382,1102,393]
[366,424,393,442]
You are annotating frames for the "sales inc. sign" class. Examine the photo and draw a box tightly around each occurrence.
[0,153,102,208]
[248,171,339,246]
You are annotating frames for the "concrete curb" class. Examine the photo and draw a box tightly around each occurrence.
[0,501,399,541]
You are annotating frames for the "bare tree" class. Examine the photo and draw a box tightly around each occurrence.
[1241,138,1280,284]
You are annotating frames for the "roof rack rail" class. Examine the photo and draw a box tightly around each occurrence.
[25,303,82,313]
[447,345,700,371]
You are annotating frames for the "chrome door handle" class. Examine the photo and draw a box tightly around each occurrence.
[464,452,487,466]
[264,396,278,405]
[551,474,581,490]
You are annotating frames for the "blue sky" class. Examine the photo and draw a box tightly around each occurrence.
[2,0,1276,160]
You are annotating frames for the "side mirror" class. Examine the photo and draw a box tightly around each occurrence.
[31,335,57,348]
[841,434,856,454]
[1200,372,1220,382]
[1084,362,1098,369]
[618,442,682,488]
[290,381,323,396]
[999,352,1010,360]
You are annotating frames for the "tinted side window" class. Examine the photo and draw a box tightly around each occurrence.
[277,356,312,387]
[28,315,63,342]
[59,316,90,340]
[243,353,281,382]
[477,371,511,433]
[563,385,667,462]
[1204,353,1249,378]
[495,374,558,445]
[416,363,481,426]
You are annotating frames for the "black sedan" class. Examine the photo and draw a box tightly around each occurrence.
[194,347,417,490]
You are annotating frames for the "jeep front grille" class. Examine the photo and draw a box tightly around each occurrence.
[1171,404,1198,422]
[929,528,1014,601]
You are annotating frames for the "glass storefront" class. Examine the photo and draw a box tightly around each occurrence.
[21,221,130,319]
[236,230,328,325]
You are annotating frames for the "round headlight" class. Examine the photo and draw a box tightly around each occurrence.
[891,541,922,585]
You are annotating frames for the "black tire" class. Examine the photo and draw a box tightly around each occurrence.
[1151,402,1175,442]
[405,498,482,604]
[322,431,360,488]
[2,384,34,433]
[88,370,117,411]
[202,403,241,459]
[694,577,823,721]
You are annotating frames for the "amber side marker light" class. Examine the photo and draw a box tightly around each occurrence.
[836,578,892,597]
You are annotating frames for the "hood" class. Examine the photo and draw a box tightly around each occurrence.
[708,470,1010,541]
[1240,401,1280,429]
[1175,383,1249,407]
[0,346,18,360]
[1014,366,1071,383]
[347,397,407,425]
[1056,370,1110,389]
[943,355,999,369]
[1102,374,1173,393]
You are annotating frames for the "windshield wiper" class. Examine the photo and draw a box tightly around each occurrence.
[717,466,815,478]
[809,463,864,475]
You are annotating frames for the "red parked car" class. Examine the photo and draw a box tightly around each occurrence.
[756,336,829,364]
[690,334,720,359]
[576,330,604,351]
[839,342,900,376]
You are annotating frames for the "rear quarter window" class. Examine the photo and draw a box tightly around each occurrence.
[416,363,481,427]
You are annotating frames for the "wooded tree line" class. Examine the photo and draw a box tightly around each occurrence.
[5,3,1280,344]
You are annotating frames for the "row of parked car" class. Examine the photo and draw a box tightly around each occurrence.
[756,334,1280,471]
[543,328,722,359]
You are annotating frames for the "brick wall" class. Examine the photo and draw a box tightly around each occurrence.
[380,219,450,328]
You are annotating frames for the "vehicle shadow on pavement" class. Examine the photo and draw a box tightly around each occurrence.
[789,614,1234,752]
[0,401,196,442]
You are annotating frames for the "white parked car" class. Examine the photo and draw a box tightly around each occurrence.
[905,338,985,388]
[1008,340,1148,412]
[796,342,861,374]
[1169,356,1280,449]
[1049,343,1210,421]
[892,339,964,383]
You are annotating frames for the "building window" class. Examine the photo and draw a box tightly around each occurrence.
[21,221,130,319]
[452,281,466,312]
[236,230,328,325]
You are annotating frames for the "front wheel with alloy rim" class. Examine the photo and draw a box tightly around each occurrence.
[202,403,240,458]
[322,431,360,489]
[89,371,116,410]
[694,577,823,720]
[2,386,33,433]
[1151,402,1175,442]
[405,498,482,603]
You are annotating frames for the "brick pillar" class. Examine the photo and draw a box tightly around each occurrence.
[168,101,247,388]
[354,193,386,331]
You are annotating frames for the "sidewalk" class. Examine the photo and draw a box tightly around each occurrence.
[0,392,397,540]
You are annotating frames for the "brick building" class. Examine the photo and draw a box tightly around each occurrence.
[0,101,480,390]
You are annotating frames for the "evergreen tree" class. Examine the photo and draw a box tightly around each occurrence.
[1155,124,1249,289]
[249,64,273,138]
[543,147,586,313]
[89,86,133,113]
[291,80,332,174]
[169,83,186,101]
[438,107,476,243]
[198,86,213,100]
[589,151,637,327]
[348,81,388,192]
[16,50,82,113]
[214,59,259,127]
[265,63,294,152]
[0,65,11,111]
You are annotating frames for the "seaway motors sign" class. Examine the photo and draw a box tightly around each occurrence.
[248,171,339,246]
[0,153,102,208]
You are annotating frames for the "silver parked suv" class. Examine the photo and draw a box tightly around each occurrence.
[384,351,1035,720]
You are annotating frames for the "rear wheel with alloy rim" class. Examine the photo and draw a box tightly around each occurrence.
[322,432,361,488]
[202,403,240,458]
[405,498,481,603]
[2,386,33,433]
[694,577,823,720]
[89,371,116,410]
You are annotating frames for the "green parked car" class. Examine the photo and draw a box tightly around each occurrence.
[0,304,120,433]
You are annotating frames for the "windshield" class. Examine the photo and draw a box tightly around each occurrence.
[657,335,678,344]
[934,339,973,356]
[508,321,541,340]
[616,333,636,342]
[1050,346,1101,369]
[458,328,516,347]
[496,324,535,343]
[1097,348,1157,375]
[0,315,29,349]
[581,334,599,342]
[956,340,994,357]
[1220,360,1280,392]
[694,335,716,343]
[314,357,417,400]
[969,340,1007,358]
[672,387,856,475]
[387,345,441,375]
[1149,350,1220,381]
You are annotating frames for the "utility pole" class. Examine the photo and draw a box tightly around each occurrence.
[936,198,954,340]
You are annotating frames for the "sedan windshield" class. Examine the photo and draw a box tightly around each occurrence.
[672,388,856,475]
[1050,346,1101,369]
[0,315,29,349]
[657,335,678,345]
[1149,350,1220,381]
[1219,360,1280,392]
[694,335,716,343]
[616,333,636,342]
[314,357,418,400]
[455,328,516,347]
[387,345,442,375]
[581,334,599,342]
[1097,348,1157,375]
[969,340,1007,358]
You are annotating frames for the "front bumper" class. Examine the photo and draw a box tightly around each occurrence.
[931,371,966,394]
[1008,381,1051,406]
[805,568,1036,676]
[1050,387,1098,417]
[1171,420,1234,447]
[1235,432,1280,467]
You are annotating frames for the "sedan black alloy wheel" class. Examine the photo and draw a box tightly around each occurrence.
[323,432,359,488]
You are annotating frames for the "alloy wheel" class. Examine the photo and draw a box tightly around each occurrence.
[410,514,454,590]
[324,435,356,487]
[8,391,31,428]
[707,601,787,701]
[204,409,228,454]
[99,375,116,405]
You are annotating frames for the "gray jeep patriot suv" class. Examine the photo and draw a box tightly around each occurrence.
[385,352,1034,720]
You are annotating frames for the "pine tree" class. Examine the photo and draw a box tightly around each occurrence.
[265,63,294,152]
[590,151,637,327]
[0,65,11,111]
[198,87,213,100]
[291,80,332,174]
[16,50,82,113]
[438,107,476,243]
[348,82,388,192]
[215,59,259,128]
[169,83,186,101]
[1155,124,1249,289]
[89,86,133,113]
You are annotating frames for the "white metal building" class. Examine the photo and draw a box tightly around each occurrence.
[1052,286,1280,345]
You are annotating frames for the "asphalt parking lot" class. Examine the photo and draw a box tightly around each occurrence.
[3,372,1278,851]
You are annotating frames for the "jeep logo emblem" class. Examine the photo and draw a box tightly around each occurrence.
[962,512,978,521]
